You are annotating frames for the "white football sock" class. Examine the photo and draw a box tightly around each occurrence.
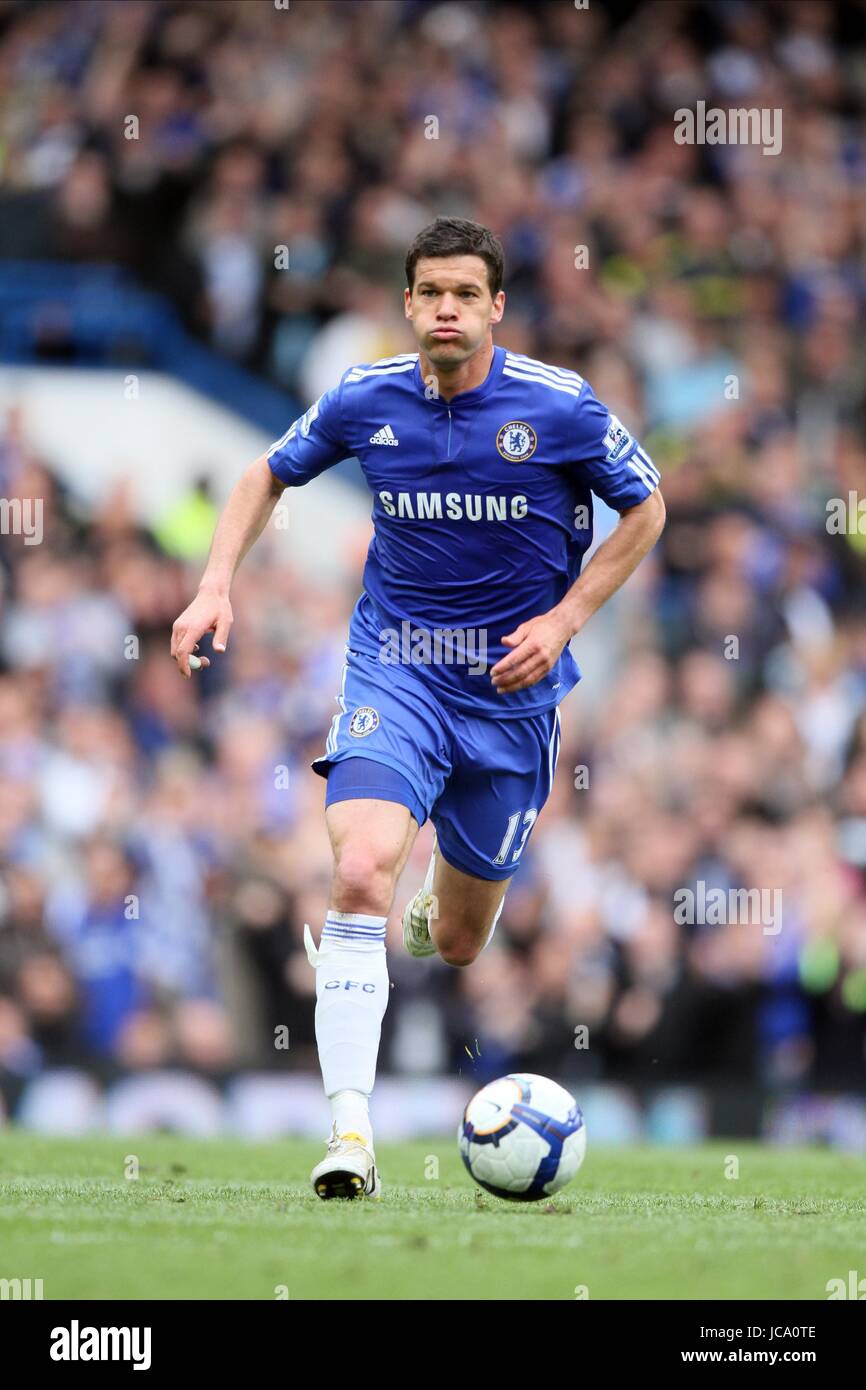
[330,1088,372,1143]
[304,911,388,1142]
[424,841,437,894]
[485,891,506,947]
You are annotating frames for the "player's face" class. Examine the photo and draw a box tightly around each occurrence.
[404,255,505,366]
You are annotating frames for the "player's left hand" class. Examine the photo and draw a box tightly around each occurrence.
[490,610,574,694]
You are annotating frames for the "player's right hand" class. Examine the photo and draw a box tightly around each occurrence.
[171,588,233,678]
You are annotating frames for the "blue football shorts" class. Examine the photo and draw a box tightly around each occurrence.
[312,644,563,882]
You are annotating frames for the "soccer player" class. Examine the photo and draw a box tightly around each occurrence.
[171,218,665,1199]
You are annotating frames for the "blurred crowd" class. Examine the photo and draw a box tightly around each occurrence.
[1,0,866,1110]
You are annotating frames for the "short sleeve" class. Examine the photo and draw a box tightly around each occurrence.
[266,381,347,486]
[571,381,660,510]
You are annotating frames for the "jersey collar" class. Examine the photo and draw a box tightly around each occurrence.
[413,344,505,405]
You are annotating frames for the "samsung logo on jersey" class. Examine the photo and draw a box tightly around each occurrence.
[378,491,528,521]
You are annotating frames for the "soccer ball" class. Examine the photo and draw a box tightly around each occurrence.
[458,1073,586,1201]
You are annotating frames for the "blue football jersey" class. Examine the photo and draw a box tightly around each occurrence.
[266,346,660,717]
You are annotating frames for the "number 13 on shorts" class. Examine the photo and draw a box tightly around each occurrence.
[493,807,538,866]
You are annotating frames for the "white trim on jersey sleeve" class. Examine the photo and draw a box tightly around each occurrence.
[266,382,346,485]
[627,446,661,492]
[503,352,585,399]
[344,354,418,383]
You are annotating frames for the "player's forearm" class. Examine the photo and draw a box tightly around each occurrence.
[198,456,285,595]
[555,490,665,637]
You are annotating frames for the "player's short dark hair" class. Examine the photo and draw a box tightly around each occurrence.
[405,218,505,297]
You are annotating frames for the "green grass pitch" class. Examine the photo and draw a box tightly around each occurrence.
[1,1132,864,1300]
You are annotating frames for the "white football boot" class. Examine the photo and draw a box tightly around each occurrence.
[402,833,438,957]
[311,1123,381,1200]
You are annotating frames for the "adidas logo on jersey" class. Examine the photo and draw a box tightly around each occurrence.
[369,424,399,446]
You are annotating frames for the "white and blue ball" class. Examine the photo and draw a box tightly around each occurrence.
[458,1073,586,1201]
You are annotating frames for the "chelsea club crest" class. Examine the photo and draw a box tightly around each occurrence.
[349,706,380,737]
[496,421,538,461]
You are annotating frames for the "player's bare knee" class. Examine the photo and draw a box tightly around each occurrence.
[332,843,399,913]
[436,931,484,968]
